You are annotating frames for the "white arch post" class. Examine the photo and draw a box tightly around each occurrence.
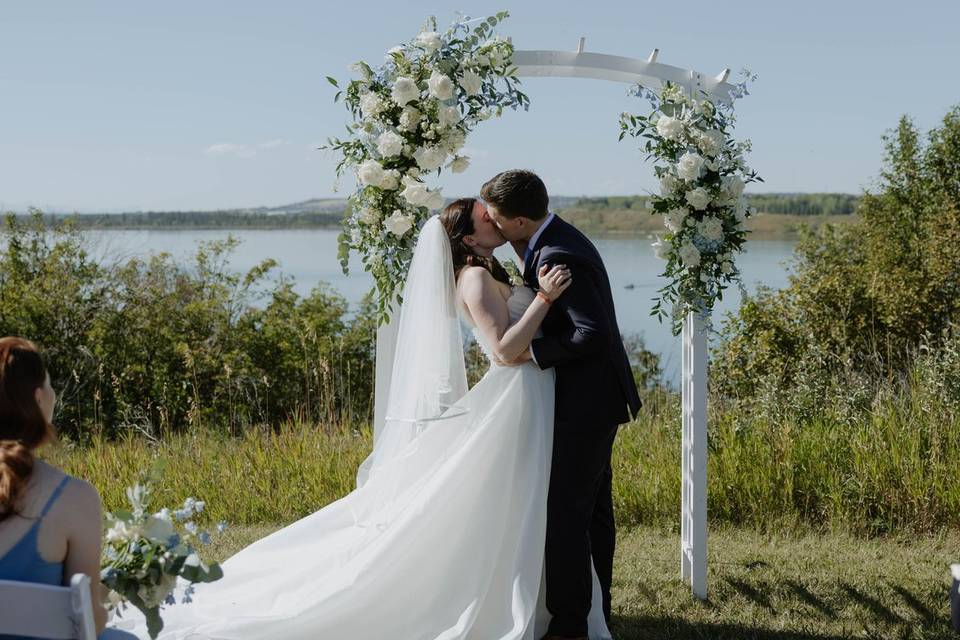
[514,40,733,601]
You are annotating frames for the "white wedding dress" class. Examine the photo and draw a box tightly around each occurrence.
[118,219,611,640]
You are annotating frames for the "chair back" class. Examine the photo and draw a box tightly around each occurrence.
[0,573,97,639]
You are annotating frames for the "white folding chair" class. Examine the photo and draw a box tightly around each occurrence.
[951,564,959,632]
[0,573,97,639]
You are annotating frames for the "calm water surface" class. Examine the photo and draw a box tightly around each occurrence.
[83,229,796,386]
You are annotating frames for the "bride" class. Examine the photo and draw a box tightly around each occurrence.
[121,198,613,640]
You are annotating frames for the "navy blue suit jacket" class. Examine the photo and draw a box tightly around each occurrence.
[524,216,641,427]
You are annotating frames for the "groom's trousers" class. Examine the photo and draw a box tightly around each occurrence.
[544,421,619,637]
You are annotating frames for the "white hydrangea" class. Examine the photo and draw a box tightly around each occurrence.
[678,241,701,268]
[415,31,442,53]
[391,76,419,106]
[677,152,705,181]
[358,208,380,225]
[656,115,685,141]
[427,71,454,100]
[696,216,724,242]
[459,69,483,96]
[384,209,415,237]
[685,187,712,211]
[376,130,405,157]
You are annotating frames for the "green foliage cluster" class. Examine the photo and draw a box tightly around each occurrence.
[0,213,376,439]
[713,105,960,408]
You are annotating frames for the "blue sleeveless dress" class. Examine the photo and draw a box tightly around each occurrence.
[0,475,137,640]
[0,475,70,639]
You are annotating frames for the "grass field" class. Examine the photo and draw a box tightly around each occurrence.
[205,523,958,640]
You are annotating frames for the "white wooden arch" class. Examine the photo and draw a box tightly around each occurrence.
[512,38,725,600]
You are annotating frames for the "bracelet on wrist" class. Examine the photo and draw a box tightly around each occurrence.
[537,291,552,305]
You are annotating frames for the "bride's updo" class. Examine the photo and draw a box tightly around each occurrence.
[440,198,512,286]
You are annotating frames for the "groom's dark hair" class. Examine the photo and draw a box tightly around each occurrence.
[480,170,549,221]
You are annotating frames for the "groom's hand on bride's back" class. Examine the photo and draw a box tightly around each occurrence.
[493,347,532,367]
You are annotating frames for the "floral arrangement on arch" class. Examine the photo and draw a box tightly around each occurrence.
[324,12,528,321]
[618,73,761,335]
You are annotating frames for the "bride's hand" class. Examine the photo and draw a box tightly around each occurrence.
[537,264,572,301]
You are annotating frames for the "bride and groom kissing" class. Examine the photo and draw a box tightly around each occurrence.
[124,170,641,640]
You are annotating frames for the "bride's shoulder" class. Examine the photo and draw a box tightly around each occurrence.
[456,265,494,289]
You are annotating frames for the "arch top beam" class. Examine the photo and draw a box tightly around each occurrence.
[512,49,736,105]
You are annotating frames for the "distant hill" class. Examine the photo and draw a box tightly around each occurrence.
[5,193,859,233]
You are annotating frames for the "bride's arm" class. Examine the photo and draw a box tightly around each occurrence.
[458,265,571,363]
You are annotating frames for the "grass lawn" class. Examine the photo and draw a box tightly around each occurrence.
[204,524,958,639]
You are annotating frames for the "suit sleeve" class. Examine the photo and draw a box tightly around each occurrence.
[530,250,611,369]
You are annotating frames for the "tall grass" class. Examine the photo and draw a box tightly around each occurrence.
[46,372,960,534]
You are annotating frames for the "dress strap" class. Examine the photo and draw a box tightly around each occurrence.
[38,475,71,518]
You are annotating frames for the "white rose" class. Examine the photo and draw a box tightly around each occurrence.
[413,145,446,172]
[698,129,725,158]
[449,156,470,173]
[663,207,688,232]
[437,105,460,128]
[379,169,401,191]
[376,131,405,157]
[696,216,724,242]
[474,52,491,68]
[400,177,431,206]
[685,187,712,211]
[391,76,419,106]
[652,236,670,260]
[359,92,386,119]
[416,31,442,53]
[459,69,483,96]
[660,173,680,196]
[105,520,130,543]
[720,261,734,275]
[677,152,705,181]
[656,115,685,141]
[427,71,454,100]
[384,209,415,236]
[357,159,385,187]
[399,105,422,132]
[678,241,701,268]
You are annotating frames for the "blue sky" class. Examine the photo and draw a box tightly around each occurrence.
[1,1,958,212]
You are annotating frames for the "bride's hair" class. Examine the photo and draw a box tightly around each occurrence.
[440,198,512,286]
[0,337,54,523]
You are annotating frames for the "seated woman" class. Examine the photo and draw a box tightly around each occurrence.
[0,337,132,639]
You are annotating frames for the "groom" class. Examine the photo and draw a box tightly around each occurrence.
[483,170,642,639]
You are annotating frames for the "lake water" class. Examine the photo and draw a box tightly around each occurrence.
[82,229,796,387]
